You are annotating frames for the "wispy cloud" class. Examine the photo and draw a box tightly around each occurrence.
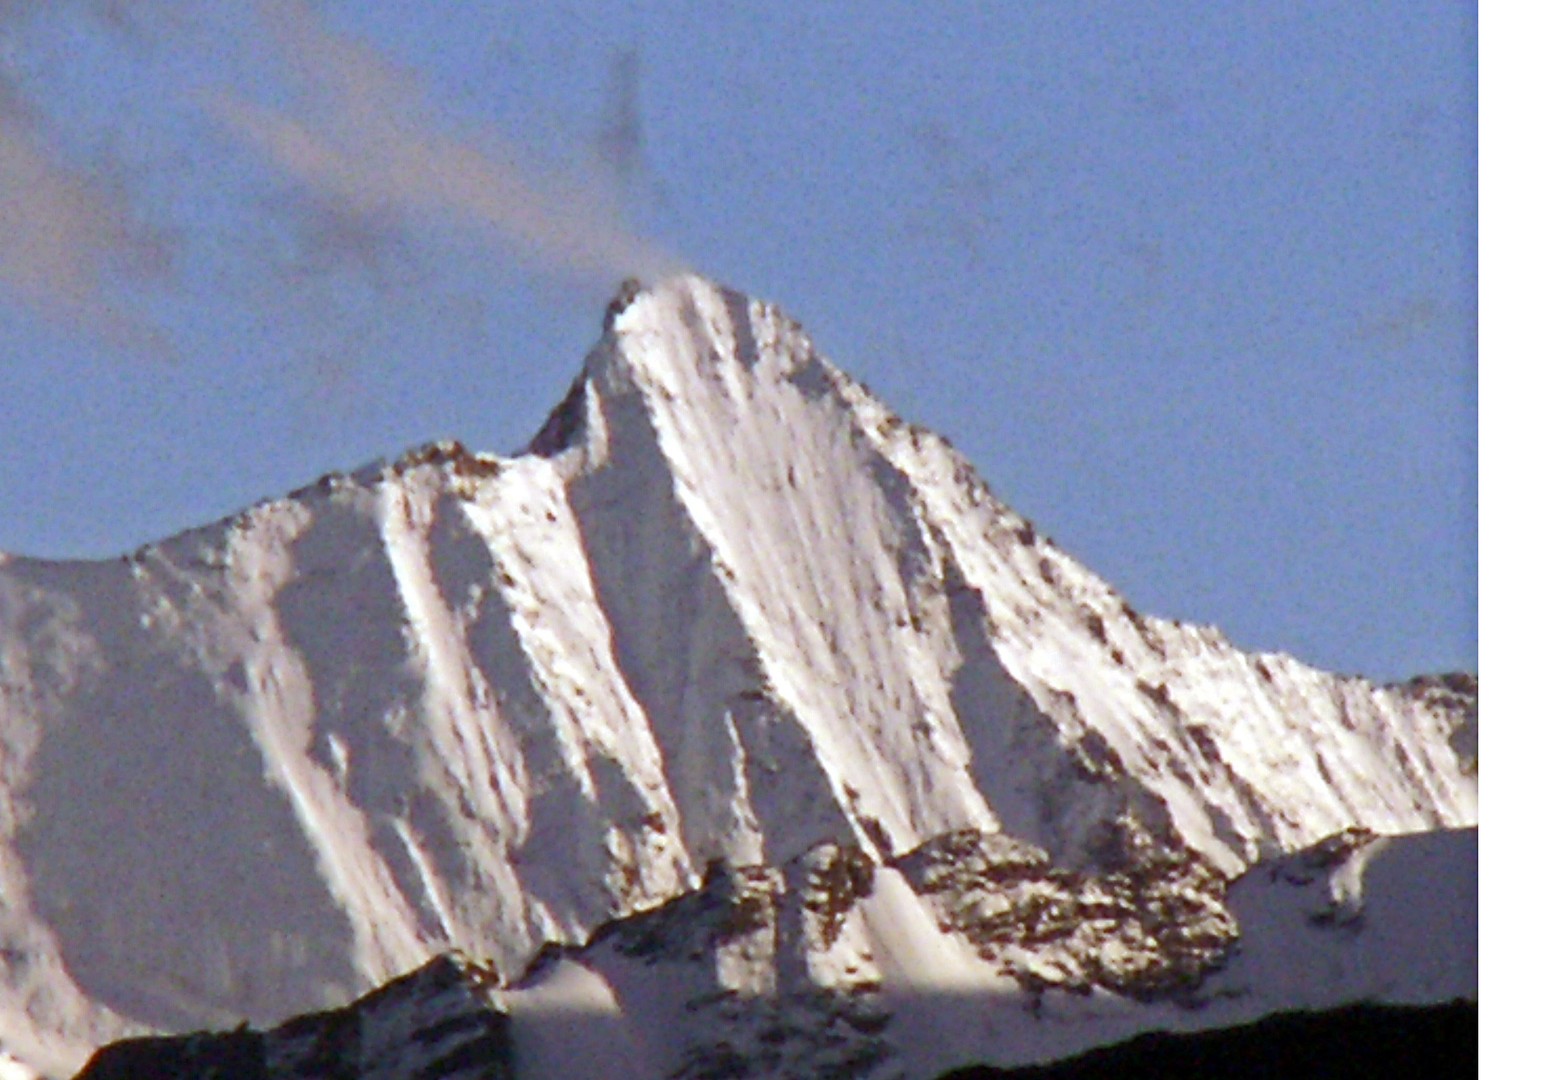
[206,0,683,289]
[0,0,680,368]
[0,70,176,354]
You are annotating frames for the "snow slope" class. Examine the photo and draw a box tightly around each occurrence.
[0,275,1475,1076]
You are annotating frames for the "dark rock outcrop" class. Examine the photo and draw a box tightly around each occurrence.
[73,953,512,1080]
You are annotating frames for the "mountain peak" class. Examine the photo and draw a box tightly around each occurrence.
[585,273,825,426]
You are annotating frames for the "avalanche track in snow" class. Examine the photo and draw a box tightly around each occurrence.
[0,275,1475,1076]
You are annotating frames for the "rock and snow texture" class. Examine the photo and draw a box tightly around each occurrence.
[63,828,1476,1080]
[0,275,1475,1076]
[499,826,1477,1080]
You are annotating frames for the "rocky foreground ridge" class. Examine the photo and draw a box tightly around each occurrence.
[70,825,1477,1079]
[0,276,1475,1077]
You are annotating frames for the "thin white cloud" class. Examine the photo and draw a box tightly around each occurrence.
[206,0,683,288]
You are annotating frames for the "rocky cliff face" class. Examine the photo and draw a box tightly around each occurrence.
[0,276,1475,1077]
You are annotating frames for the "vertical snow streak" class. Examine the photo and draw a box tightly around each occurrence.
[389,818,459,944]
[376,472,529,833]
[372,458,702,942]
[218,505,432,983]
[237,648,430,982]
[456,456,697,909]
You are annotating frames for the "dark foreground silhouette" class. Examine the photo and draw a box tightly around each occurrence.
[74,982,1476,1080]
[944,999,1479,1080]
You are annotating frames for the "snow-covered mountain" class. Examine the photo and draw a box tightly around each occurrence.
[0,276,1475,1078]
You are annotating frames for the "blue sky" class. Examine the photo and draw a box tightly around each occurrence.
[0,1,1475,683]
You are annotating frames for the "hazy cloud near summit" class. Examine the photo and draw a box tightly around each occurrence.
[206,0,682,288]
[0,0,680,362]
